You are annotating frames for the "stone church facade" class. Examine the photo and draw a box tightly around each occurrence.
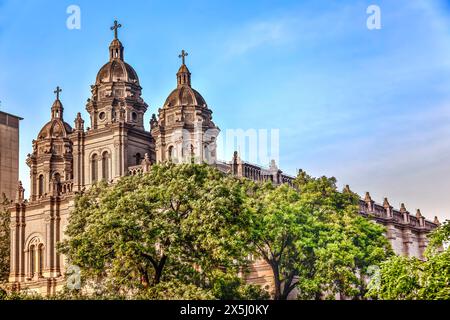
[7,22,440,295]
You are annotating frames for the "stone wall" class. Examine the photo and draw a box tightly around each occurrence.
[0,112,21,202]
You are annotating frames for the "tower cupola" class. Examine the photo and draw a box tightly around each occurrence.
[109,20,124,61]
[177,50,191,87]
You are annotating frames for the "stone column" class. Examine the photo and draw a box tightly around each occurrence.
[113,140,121,178]
[44,213,52,277]
[402,229,413,257]
[18,211,26,282]
[30,167,37,202]
[54,200,61,277]
[8,215,18,282]
[418,232,429,260]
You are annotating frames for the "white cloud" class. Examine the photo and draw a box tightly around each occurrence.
[224,19,295,57]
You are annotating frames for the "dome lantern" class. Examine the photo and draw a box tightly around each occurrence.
[177,49,191,87]
[109,20,124,61]
[51,86,63,120]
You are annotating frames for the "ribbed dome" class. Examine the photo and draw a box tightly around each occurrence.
[38,119,72,139]
[164,86,207,108]
[95,59,139,85]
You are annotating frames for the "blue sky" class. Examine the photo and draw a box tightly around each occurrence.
[1,0,450,221]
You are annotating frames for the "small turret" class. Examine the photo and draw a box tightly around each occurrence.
[434,216,441,226]
[416,209,426,227]
[74,112,84,131]
[15,181,25,203]
[364,192,374,212]
[416,209,422,219]
[383,197,393,218]
[400,203,410,223]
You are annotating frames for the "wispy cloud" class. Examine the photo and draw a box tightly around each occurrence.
[224,19,295,57]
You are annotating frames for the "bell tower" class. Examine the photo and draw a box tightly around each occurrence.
[27,87,73,201]
[78,21,154,185]
[86,20,148,130]
[152,50,219,164]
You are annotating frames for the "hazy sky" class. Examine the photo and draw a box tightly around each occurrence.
[1,0,450,222]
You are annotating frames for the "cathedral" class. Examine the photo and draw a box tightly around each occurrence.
[7,22,441,295]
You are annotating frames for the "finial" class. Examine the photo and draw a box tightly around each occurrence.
[54,86,62,100]
[150,114,157,129]
[383,197,390,208]
[15,181,24,203]
[269,159,278,171]
[364,192,372,202]
[179,49,188,65]
[111,20,122,39]
[416,209,422,219]
[434,216,441,225]
[400,203,407,213]
[75,112,84,131]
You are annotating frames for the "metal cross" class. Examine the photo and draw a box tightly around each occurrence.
[111,20,122,39]
[54,86,62,100]
[178,50,188,65]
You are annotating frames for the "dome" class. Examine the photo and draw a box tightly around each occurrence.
[164,86,207,108]
[95,59,140,85]
[38,118,73,139]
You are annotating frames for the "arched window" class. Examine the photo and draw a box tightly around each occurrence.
[168,146,174,161]
[91,154,98,183]
[135,153,142,165]
[38,175,44,197]
[102,152,109,181]
[28,237,44,279]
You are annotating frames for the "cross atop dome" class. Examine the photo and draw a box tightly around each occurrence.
[54,86,62,100]
[179,50,188,65]
[111,20,122,40]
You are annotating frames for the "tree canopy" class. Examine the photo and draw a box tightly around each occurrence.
[367,220,450,300]
[59,162,266,299]
[2,163,398,300]
[0,194,10,282]
[244,171,392,300]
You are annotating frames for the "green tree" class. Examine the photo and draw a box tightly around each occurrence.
[59,163,262,299]
[368,220,450,300]
[0,194,10,282]
[245,171,392,300]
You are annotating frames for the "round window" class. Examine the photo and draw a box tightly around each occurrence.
[99,112,106,121]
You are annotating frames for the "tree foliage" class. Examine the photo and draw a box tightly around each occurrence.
[59,163,266,299]
[0,194,10,283]
[245,171,392,300]
[368,220,450,300]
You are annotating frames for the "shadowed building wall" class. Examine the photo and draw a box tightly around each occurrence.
[0,111,22,202]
